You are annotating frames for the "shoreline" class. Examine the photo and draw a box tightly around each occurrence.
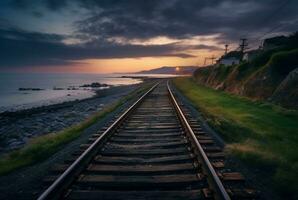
[0,84,136,116]
[0,83,143,155]
[0,93,95,114]
[0,73,146,113]
[0,85,134,114]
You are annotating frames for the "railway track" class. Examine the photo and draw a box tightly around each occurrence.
[38,81,257,200]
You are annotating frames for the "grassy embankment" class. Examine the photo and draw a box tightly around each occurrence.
[174,77,298,198]
[0,83,152,175]
[194,48,298,103]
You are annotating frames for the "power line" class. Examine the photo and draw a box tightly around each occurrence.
[204,55,216,65]
[243,0,291,39]
[239,38,248,61]
[239,39,248,52]
[221,0,292,60]
[237,0,292,50]
[255,19,298,42]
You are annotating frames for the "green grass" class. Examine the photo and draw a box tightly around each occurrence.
[212,65,234,82]
[173,77,298,199]
[268,48,298,79]
[0,84,152,175]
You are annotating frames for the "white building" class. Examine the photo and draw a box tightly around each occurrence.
[218,57,240,66]
[243,49,262,62]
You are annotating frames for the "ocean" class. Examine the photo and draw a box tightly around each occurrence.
[0,73,144,112]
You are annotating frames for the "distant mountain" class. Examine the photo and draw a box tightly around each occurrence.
[135,66,198,74]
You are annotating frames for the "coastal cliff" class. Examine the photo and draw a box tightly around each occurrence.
[193,48,298,109]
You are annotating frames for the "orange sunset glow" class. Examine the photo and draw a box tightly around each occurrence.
[23,49,224,73]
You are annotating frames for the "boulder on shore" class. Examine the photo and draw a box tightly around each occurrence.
[80,82,109,88]
[19,88,44,91]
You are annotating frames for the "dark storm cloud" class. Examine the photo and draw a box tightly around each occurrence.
[0,28,65,42]
[9,0,298,40]
[0,28,197,68]
[45,0,68,11]
[2,0,298,68]
[194,44,223,51]
[11,0,67,11]
[31,11,44,18]
[74,0,298,42]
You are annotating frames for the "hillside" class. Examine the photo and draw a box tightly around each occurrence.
[135,66,197,74]
[193,34,298,109]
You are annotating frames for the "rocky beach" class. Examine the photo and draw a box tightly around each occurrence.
[0,83,142,155]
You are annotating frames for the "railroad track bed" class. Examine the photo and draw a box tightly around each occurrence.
[170,88,259,199]
[41,81,258,200]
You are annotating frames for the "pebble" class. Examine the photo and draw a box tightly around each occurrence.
[87,107,95,111]
[8,139,25,149]
[0,84,137,155]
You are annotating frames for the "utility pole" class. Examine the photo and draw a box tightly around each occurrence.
[204,56,216,65]
[210,55,216,64]
[224,44,229,55]
[239,38,248,61]
[259,40,264,50]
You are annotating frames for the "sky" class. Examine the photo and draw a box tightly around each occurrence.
[0,0,297,73]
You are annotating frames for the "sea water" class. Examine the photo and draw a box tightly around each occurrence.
[0,73,143,112]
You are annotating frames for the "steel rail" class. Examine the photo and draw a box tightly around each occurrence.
[167,81,231,200]
[37,82,159,200]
